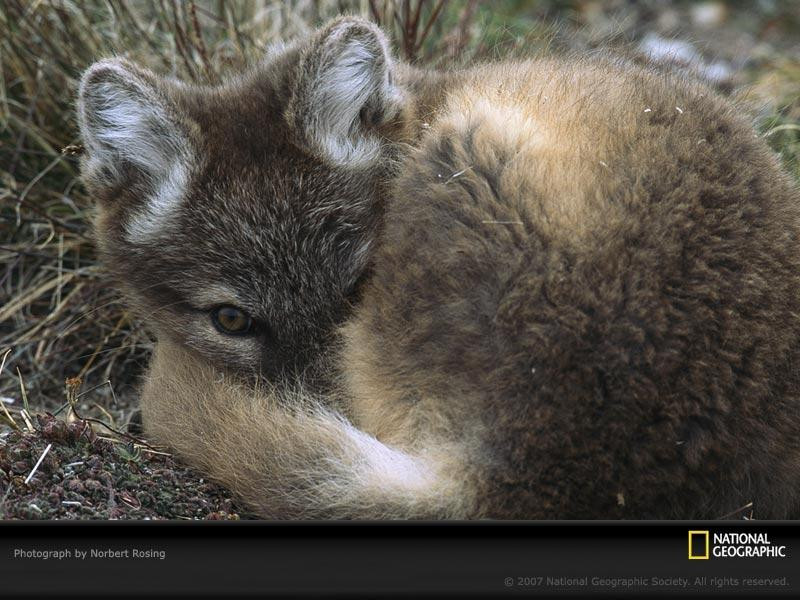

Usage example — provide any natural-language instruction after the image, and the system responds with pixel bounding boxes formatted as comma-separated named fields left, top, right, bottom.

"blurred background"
left=1, top=0, right=799, bottom=433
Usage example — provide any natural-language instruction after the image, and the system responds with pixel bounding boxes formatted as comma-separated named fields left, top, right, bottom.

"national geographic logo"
left=688, top=531, right=710, bottom=560
left=688, top=531, right=788, bottom=559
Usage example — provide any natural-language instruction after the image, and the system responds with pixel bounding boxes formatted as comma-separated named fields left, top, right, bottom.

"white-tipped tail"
left=140, top=341, right=472, bottom=519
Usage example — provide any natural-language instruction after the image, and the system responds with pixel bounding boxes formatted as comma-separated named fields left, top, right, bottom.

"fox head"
left=78, top=17, right=406, bottom=383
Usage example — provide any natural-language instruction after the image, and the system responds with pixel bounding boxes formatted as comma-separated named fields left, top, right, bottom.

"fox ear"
left=288, top=17, right=403, bottom=168
left=78, top=59, right=191, bottom=197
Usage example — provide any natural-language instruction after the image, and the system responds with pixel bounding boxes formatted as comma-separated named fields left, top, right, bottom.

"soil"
left=0, top=414, right=250, bottom=520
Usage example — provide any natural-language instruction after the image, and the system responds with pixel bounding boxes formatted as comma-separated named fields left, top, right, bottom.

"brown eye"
left=211, top=305, right=252, bottom=335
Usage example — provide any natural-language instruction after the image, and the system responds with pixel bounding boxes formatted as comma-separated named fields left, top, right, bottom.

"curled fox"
left=78, top=17, right=800, bottom=519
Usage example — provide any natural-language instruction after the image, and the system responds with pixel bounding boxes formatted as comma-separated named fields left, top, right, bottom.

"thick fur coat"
left=79, top=17, right=800, bottom=519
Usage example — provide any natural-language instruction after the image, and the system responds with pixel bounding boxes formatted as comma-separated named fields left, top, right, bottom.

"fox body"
left=79, top=18, right=800, bottom=518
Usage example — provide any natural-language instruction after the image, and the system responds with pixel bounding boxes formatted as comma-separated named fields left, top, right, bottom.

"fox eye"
left=211, top=305, right=252, bottom=335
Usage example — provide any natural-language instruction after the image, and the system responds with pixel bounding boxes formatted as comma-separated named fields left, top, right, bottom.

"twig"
left=92, top=402, right=116, bottom=428
left=76, top=380, right=114, bottom=399
left=368, top=0, right=382, bottom=25
left=67, top=388, right=161, bottom=452
left=24, top=443, right=52, bottom=485
left=95, top=435, right=171, bottom=456
left=189, top=1, right=212, bottom=79
left=717, top=501, right=754, bottom=520
left=414, top=0, right=447, bottom=58
left=167, top=0, right=198, bottom=81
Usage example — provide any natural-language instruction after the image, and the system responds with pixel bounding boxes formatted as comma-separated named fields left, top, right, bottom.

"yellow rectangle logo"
left=689, top=530, right=710, bottom=560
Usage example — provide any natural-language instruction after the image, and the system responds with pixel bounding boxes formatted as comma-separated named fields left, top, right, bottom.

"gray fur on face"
left=78, top=18, right=400, bottom=383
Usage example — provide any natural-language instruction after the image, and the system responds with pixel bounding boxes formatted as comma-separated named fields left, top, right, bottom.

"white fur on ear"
left=290, top=18, right=404, bottom=168
left=124, top=162, right=188, bottom=243
left=78, top=59, right=191, bottom=242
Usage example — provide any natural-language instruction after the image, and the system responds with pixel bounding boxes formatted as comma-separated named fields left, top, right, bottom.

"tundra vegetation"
left=1, top=0, right=799, bottom=519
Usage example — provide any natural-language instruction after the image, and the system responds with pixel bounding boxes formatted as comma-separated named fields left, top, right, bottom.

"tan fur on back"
left=341, top=56, right=800, bottom=519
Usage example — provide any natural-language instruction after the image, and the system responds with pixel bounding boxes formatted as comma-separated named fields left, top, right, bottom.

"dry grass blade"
left=0, top=272, right=77, bottom=324
left=0, top=348, right=21, bottom=431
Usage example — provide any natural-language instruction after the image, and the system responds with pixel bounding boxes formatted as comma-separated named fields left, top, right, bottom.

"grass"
left=754, top=57, right=800, bottom=180
left=0, top=1, right=798, bottom=518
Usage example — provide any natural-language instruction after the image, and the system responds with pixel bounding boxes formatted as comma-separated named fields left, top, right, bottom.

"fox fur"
left=79, top=17, right=800, bottom=519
